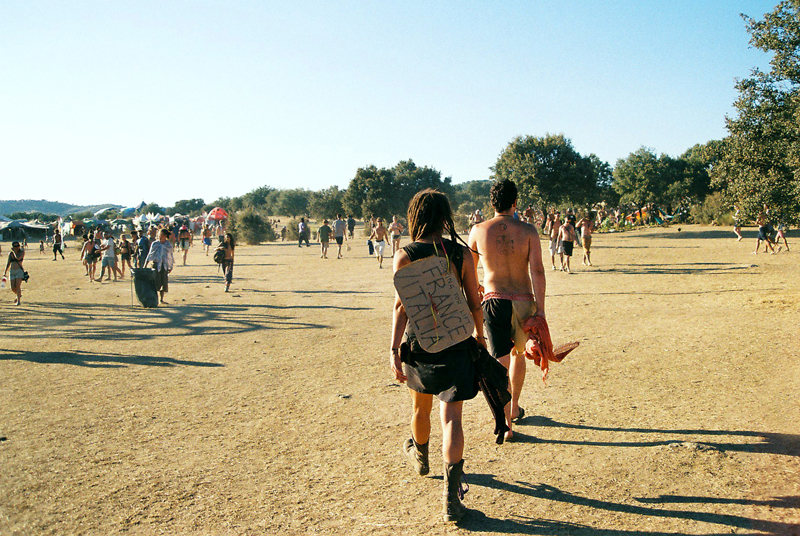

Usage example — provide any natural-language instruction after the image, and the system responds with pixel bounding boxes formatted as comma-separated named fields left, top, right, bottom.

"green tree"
left=612, top=147, right=669, bottom=211
left=342, top=165, right=395, bottom=219
left=308, top=186, right=345, bottom=221
left=491, top=134, right=599, bottom=208
left=140, top=203, right=164, bottom=215
left=712, top=1, right=800, bottom=224
left=392, top=160, right=454, bottom=216
left=241, top=186, right=275, bottom=211
left=170, top=198, right=205, bottom=216
left=276, top=189, right=310, bottom=218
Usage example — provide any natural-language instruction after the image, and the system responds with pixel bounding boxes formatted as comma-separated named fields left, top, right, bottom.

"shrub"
left=235, top=208, right=276, bottom=244
left=689, top=192, right=730, bottom=225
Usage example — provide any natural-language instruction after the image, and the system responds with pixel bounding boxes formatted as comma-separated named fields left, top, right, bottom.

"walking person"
left=317, top=219, right=332, bottom=259
left=558, top=215, right=577, bottom=273
left=52, top=229, right=65, bottom=260
left=215, top=233, right=235, bottom=292
left=468, top=179, right=547, bottom=440
left=3, top=241, right=26, bottom=305
left=144, top=228, right=174, bottom=305
left=576, top=215, right=595, bottom=266
left=733, top=205, right=743, bottom=241
left=298, top=218, right=310, bottom=247
left=545, top=212, right=561, bottom=271
left=391, top=189, right=486, bottom=523
left=178, top=224, right=193, bottom=265
left=368, top=218, right=389, bottom=268
left=118, top=234, right=133, bottom=277
left=389, top=215, right=404, bottom=257
left=332, top=214, right=348, bottom=259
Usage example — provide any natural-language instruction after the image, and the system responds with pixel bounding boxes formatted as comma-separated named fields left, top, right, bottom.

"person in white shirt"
left=145, top=228, right=175, bottom=305
left=99, top=232, right=120, bottom=281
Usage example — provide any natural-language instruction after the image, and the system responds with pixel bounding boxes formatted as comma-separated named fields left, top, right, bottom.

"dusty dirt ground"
left=1, top=224, right=798, bottom=535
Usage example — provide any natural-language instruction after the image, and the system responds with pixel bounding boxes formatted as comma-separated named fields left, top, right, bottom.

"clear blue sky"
left=0, top=0, right=776, bottom=208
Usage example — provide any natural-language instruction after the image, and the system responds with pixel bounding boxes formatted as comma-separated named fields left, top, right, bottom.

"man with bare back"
left=468, top=179, right=546, bottom=440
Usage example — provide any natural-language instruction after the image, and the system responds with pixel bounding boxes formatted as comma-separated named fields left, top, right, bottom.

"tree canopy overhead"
left=713, top=1, right=800, bottom=224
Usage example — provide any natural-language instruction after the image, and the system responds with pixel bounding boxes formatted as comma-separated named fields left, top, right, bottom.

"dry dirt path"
left=1, top=225, right=798, bottom=535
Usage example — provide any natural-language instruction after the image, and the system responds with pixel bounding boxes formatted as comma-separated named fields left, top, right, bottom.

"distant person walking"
left=368, top=218, right=389, bottom=269
left=389, top=215, right=404, bottom=257
left=576, top=216, right=595, bottom=266
left=298, top=218, right=310, bottom=247
left=346, top=215, right=356, bottom=239
left=317, top=219, right=332, bottom=259
left=4, top=241, right=26, bottom=305
left=545, top=212, right=562, bottom=271
left=145, top=228, right=174, bottom=304
left=558, top=215, right=577, bottom=273
left=331, top=214, right=348, bottom=259
left=202, top=224, right=213, bottom=256
left=52, top=229, right=65, bottom=260
left=118, top=234, right=133, bottom=277
left=178, top=224, right=193, bottom=265
left=215, top=233, right=235, bottom=292
left=733, top=205, right=743, bottom=241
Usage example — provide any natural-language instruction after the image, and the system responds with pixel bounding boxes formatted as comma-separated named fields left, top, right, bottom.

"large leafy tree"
left=713, top=1, right=800, bottom=224
left=342, top=165, right=395, bottom=219
left=392, top=160, right=454, bottom=216
left=276, top=189, right=310, bottom=218
left=308, top=186, right=345, bottom=220
left=613, top=148, right=669, bottom=209
left=491, top=134, right=600, bottom=208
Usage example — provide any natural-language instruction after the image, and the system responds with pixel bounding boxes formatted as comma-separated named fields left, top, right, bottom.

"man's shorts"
left=203, top=237, right=212, bottom=246
left=180, top=239, right=191, bottom=249
left=549, top=238, right=559, bottom=254
left=582, top=235, right=592, bottom=252
left=374, top=240, right=386, bottom=256
left=335, top=236, right=344, bottom=246
left=102, top=257, right=116, bottom=268
left=562, top=240, right=574, bottom=256
left=482, top=296, right=537, bottom=359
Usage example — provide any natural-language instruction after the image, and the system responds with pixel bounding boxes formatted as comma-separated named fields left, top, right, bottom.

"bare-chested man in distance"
left=468, top=179, right=546, bottom=440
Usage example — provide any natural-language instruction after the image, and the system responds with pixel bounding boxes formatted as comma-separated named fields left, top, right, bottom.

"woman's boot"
left=402, top=437, right=429, bottom=476
left=442, top=460, right=467, bottom=522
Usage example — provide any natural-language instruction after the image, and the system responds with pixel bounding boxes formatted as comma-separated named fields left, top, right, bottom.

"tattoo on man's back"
left=495, top=235, right=514, bottom=255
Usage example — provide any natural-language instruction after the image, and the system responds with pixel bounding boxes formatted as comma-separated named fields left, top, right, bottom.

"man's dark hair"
left=490, top=179, right=518, bottom=212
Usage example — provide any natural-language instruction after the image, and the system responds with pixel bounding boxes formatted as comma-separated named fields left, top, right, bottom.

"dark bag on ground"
left=131, top=267, right=159, bottom=308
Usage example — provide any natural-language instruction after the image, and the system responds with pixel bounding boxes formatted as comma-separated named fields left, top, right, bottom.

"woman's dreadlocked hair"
left=406, top=189, right=471, bottom=250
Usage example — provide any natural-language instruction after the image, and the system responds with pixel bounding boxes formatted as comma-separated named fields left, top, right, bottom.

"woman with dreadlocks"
left=390, top=189, right=486, bottom=523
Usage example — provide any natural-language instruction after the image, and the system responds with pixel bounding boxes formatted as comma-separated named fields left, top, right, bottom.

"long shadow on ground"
left=0, top=348, right=224, bottom=368
left=515, top=416, right=800, bottom=458
left=0, top=302, right=331, bottom=341
left=458, top=479, right=798, bottom=535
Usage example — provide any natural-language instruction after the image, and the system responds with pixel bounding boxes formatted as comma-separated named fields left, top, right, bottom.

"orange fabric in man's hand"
left=521, top=316, right=578, bottom=383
